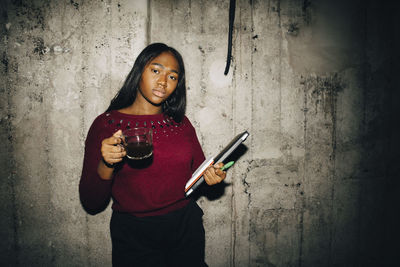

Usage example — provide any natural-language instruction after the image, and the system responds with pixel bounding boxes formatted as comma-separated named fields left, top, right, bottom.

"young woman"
left=79, top=43, right=226, bottom=267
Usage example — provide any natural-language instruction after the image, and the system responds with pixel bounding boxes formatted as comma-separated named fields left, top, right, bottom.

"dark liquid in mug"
left=126, top=142, right=153, bottom=159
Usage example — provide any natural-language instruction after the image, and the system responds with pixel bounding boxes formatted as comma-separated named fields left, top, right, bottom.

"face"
left=138, top=51, right=179, bottom=107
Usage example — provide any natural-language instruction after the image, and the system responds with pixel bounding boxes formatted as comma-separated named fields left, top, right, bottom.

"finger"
left=104, top=157, right=123, bottom=165
left=110, top=155, right=125, bottom=162
left=209, top=163, right=225, bottom=177
left=114, top=130, right=123, bottom=144
left=107, top=151, right=126, bottom=159
left=214, top=162, right=224, bottom=169
left=110, top=145, right=125, bottom=153
left=113, top=129, right=122, bottom=138
left=104, top=130, right=123, bottom=145
left=212, top=163, right=226, bottom=177
left=204, top=167, right=219, bottom=185
left=103, top=152, right=126, bottom=164
left=215, top=170, right=225, bottom=178
left=103, top=136, right=121, bottom=145
left=210, top=166, right=226, bottom=182
left=101, top=145, right=121, bottom=159
left=217, top=170, right=227, bottom=180
left=203, top=170, right=215, bottom=185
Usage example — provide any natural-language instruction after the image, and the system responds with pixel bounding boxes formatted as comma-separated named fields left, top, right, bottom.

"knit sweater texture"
left=79, top=110, right=205, bottom=217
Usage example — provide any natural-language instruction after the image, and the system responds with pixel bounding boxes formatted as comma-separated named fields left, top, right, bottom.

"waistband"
left=111, top=200, right=202, bottom=223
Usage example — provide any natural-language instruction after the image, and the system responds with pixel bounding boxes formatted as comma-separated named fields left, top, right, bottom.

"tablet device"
left=185, top=131, right=249, bottom=197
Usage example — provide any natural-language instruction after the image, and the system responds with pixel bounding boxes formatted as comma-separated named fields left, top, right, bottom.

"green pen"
left=220, top=161, right=235, bottom=171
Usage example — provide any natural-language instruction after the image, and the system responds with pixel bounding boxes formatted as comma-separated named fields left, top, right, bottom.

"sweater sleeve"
left=186, top=117, right=206, bottom=172
left=79, top=115, right=113, bottom=215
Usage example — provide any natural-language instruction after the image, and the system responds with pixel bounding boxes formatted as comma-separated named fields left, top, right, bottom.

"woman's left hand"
left=203, top=162, right=227, bottom=186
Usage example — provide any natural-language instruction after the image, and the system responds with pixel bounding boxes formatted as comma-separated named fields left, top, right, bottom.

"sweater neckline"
left=109, top=110, right=166, bottom=120
left=104, top=110, right=186, bottom=140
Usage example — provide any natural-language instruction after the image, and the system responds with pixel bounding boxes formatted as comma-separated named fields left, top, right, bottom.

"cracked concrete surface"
left=1, top=0, right=399, bottom=266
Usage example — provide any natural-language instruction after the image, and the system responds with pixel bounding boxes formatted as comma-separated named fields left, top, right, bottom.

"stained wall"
left=0, top=0, right=399, bottom=266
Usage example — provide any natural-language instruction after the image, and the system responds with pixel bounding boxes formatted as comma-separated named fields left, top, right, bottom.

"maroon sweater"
left=79, top=110, right=205, bottom=217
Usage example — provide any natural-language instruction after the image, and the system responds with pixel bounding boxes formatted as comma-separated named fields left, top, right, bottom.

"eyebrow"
left=151, top=63, right=179, bottom=74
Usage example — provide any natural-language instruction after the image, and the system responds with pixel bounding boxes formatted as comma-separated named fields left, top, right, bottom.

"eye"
left=151, top=68, right=159, bottom=74
left=169, top=75, right=177, bottom=81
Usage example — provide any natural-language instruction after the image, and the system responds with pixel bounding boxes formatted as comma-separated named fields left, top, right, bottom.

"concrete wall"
left=1, top=0, right=399, bottom=266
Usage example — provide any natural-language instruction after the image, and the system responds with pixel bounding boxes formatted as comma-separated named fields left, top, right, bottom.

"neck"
left=119, top=95, right=162, bottom=116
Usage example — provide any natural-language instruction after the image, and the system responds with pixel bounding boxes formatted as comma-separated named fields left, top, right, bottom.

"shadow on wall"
left=192, top=144, right=249, bottom=201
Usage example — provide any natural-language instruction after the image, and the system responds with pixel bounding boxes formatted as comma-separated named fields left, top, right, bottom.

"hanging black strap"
left=224, top=0, right=236, bottom=75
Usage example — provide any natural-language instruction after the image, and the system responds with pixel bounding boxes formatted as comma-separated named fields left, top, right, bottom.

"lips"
left=152, top=88, right=166, bottom=98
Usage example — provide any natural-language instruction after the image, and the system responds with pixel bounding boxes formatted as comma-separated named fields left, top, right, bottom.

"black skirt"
left=110, top=200, right=208, bottom=267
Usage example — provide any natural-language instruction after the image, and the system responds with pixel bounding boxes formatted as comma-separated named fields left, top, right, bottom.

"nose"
left=157, top=74, right=167, bottom=87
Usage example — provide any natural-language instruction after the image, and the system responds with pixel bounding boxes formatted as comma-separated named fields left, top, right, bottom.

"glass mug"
left=121, top=127, right=153, bottom=160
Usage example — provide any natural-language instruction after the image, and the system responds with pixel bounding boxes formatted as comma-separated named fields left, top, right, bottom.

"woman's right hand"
left=101, top=130, right=126, bottom=167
